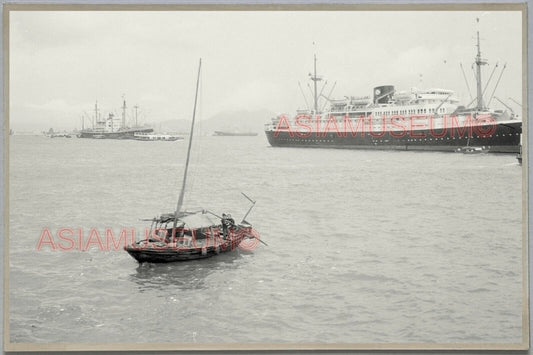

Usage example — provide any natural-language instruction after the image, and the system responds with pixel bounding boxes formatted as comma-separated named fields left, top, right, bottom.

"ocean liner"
left=265, top=30, right=521, bottom=153
left=78, top=100, right=153, bottom=139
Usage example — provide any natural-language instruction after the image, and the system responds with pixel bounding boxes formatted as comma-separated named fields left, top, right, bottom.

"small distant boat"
left=455, top=136, right=489, bottom=154
left=134, top=132, right=183, bottom=141
left=456, top=146, right=490, bottom=154
left=50, top=133, right=72, bottom=138
left=44, top=128, right=71, bottom=138
left=517, top=145, right=522, bottom=164
left=124, top=59, right=263, bottom=264
left=213, top=131, right=258, bottom=136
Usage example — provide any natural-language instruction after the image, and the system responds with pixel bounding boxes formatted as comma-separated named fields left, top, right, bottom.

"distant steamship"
left=78, top=99, right=153, bottom=139
left=264, top=30, right=521, bottom=153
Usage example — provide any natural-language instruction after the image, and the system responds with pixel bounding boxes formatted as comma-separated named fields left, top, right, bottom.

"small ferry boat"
left=213, top=131, right=258, bottom=136
left=456, top=146, right=490, bottom=154
left=134, top=132, right=183, bottom=141
left=50, top=133, right=72, bottom=138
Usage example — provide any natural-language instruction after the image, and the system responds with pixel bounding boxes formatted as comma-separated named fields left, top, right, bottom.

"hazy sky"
left=9, top=9, right=523, bottom=131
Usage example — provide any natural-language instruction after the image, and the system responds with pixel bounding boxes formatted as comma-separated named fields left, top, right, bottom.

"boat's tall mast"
left=174, top=58, right=202, bottom=227
left=475, top=24, right=487, bottom=110
left=134, top=105, right=139, bottom=127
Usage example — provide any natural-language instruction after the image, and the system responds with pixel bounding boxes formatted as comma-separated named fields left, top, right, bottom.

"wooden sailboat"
left=124, top=59, right=260, bottom=263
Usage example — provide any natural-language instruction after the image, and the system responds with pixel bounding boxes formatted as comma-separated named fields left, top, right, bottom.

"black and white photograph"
left=4, top=3, right=528, bottom=351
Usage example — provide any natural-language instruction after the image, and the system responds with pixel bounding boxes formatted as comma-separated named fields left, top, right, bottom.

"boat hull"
left=124, top=229, right=249, bottom=263
left=78, top=127, right=154, bottom=139
left=265, top=121, right=521, bottom=153
left=125, top=244, right=227, bottom=263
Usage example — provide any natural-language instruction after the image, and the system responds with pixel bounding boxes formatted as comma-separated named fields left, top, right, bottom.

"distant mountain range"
left=147, top=109, right=276, bottom=135
left=11, top=109, right=277, bottom=135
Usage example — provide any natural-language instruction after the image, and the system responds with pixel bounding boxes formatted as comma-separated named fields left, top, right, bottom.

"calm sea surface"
left=8, top=134, right=523, bottom=345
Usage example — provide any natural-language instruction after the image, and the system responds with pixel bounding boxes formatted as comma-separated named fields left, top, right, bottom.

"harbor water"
left=8, top=134, right=523, bottom=345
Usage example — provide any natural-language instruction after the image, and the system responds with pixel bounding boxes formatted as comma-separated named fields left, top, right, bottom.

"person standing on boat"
left=221, top=213, right=235, bottom=239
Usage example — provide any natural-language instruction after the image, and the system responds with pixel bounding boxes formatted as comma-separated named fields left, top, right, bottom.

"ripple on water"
left=8, top=136, right=523, bottom=344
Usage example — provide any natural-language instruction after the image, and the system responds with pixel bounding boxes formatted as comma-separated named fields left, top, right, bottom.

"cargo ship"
left=265, top=30, right=521, bottom=153
left=78, top=100, right=153, bottom=139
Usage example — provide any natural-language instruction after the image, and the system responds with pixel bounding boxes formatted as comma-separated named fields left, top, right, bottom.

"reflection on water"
left=130, top=252, right=244, bottom=292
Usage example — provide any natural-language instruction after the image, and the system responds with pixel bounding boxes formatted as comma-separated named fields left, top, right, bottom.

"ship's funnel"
left=373, top=85, right=395, bottom=104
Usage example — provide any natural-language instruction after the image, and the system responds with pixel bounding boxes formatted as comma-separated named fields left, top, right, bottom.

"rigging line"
left=316, top=80, right=328, bottom=112
left=321, top=81, right=337, bottom=111
left=460, top=63, right=473, bottom=102
left=508, top=97, right=522, bottom=108
left=487, top=63, right=506, bottom=107
left=298, top=81, right=311, bottom=110
left=306, top=83, right=314, bottom=105
left=482, top=62, right=499, bottom=98
left=494, top=96, right=514, bottom=114
left=468, top=65, right=479, bottom=107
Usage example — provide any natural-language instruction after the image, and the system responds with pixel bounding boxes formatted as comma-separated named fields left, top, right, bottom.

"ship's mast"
left=134, top=105, right=139, bottom=127
left=310, top=55, right=322, bottom=113
left=474, top=23, right=487, bottom=110
left=122, top=98, right=127, bottom=129
left=94, top=101, right=98, bottom=129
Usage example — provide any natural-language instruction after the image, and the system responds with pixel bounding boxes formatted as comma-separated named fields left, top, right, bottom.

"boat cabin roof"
left=156, top=210, right=220, bottom=228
